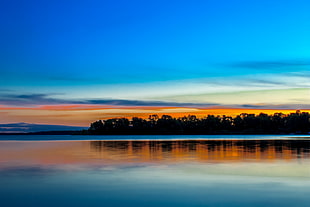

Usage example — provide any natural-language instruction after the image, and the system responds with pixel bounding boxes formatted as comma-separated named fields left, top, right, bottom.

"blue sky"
left=0, top=0, right=309, bottom=125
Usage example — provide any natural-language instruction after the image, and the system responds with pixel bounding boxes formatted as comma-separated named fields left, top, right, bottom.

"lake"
left=0, top=135, right=309, bottom=207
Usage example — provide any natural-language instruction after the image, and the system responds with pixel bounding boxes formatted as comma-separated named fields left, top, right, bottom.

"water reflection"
left=90, top=140, right=310, bottom=163
left=0, top=138, right=310, bottom=207
left=0, top=139, right=309, bottom=170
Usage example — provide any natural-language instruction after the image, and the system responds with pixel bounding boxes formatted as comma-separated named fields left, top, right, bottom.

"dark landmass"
left=1, top=111, right=309, bottom=136
left=0, top=131, right=81, bottom=135
left=0, top=123, right=87, bottom=134
left=87, top=111, right=310, bottom=135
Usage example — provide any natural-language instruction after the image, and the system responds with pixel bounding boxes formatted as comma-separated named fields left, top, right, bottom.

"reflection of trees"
left=89, top=111, right=310, bottom=134
left=90, top=140, right=310, bottom=162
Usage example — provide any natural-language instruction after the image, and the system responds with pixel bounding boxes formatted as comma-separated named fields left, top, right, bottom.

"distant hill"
left=0, top=123, right=87, bottom=133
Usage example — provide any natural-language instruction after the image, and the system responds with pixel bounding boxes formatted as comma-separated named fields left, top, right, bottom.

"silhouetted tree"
left=88, top=111, right=310, bottom=135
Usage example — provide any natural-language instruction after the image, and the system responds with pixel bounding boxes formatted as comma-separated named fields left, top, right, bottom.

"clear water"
left=0, top=135, right=309, bottom=207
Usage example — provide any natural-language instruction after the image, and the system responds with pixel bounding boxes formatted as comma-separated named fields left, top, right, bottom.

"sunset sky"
left=1, top=0, right=310, bottom=126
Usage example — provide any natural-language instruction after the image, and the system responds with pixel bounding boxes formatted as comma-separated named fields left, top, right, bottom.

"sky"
left=0, top=0, right=310, bottom=126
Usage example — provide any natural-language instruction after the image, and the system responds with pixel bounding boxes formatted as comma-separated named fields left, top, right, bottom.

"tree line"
left=87, top=110, right=310, bottom=135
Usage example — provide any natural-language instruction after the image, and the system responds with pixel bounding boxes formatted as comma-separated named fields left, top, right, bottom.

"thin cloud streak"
left=0, top=93, right=219, bottom=108
left=0, top=94, right=81, bottom=106
left=2, top=71, right=309, bottom=101
left=1, top=102, right=310, bottom=111
left=1, top=72, right=309, bottom=109
left=235, top=104, right=310, bottom=110
left=229, top=59, right=310, bottom=70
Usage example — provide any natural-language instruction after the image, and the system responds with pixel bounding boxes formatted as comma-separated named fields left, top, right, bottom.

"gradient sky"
left=0, top=0, right=310, bottom=126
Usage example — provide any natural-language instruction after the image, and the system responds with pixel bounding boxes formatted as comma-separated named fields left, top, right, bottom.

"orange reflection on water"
left=0, top=140, right=309, bottom=169
left=90, top=140, right=310, bottom=163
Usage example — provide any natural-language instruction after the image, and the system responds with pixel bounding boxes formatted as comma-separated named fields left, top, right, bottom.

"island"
left=87, top=110, right=310, bottom=135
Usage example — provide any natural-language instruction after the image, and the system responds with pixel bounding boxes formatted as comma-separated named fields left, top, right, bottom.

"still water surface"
left=0, top=135, right=309, bottom=207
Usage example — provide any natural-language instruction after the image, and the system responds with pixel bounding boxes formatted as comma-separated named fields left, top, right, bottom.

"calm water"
left=0, top=135, right=309, bottom=207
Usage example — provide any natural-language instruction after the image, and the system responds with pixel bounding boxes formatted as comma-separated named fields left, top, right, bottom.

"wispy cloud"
left=236, top=104, right=310, bottom=110
left=1, top=71, right=309, bottom=110
left=1, top=92, right=310, bottom=111
left=0, top=94, right=79, bottom=105
left=230, top=59, right=310, bottom=70
left=86, top=99, right=218, bottom=107
left=0, top=93, right=219, bottom=108
left=0, top=89, right=13, bottom=92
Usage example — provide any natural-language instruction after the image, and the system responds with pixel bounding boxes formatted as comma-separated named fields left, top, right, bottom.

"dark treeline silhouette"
left=87, top=110, right=310, bottom=135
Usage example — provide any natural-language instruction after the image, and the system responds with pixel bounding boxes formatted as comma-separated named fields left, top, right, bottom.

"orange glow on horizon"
left=1, top=104, right=310, bottom=126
